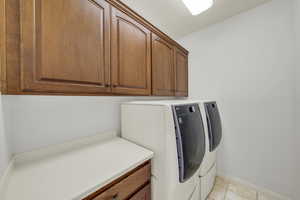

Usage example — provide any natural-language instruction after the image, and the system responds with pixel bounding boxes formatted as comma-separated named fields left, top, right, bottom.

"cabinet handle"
left=105, top=84, right=111, bottom=88
left=112, top=84, right=117, bottom=88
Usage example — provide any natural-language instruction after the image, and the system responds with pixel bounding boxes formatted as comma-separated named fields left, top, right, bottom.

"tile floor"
left=207, top=177, right=280, bottom=200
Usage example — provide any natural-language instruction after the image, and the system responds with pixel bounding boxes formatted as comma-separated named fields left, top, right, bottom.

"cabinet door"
left=129, top=184, right=151, bottom=200
left=174, top=48, right=188, bottom=97
left=20, top=0, right=111, bottom=94
left=91, top=163, right=151, bottom=200
left=151, top=34, right=174, bottom=96
left=111, top=8, right=151, bottom=95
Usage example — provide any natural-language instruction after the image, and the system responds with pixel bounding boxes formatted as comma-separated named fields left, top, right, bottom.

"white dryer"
left=198, top=101, right=222, bottom=200
left=121, top=100, right=207, bottom=200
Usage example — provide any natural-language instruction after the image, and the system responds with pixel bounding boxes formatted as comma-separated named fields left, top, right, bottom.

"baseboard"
left=217, top=172, right=291, bottom=200
left=0, top=158, right=15, bottom=199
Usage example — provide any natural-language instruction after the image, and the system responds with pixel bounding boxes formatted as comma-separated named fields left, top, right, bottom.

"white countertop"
left=2, top=135, right=153, bottom=200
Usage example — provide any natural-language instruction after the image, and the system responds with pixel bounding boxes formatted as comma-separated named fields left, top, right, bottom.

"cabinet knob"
left=112, top=194, right=119, bottom=200
left=105, top=84, right=111, bottom=88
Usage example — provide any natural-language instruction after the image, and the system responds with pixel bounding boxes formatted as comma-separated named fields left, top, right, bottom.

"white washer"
left=121, top=100, right=207, bottom=200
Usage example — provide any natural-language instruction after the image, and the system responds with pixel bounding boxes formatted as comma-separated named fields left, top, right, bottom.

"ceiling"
left=120, top=0, right=272, bottom=39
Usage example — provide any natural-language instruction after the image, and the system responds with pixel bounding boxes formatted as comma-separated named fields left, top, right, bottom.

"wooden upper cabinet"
left=174, top=47, right=188, bottom=97
left=151, top=34, right=174, bottom=96
left=3, top=0, right=188, bottom=96
left=111, top=7, right=152, bottom=95
left=20, top=0, right=111, bottom=94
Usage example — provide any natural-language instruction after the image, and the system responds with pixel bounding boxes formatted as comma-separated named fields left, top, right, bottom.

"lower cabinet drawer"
left=85, top=162, right=151, bottom=200
left=129, top=184, right=151, bottom=200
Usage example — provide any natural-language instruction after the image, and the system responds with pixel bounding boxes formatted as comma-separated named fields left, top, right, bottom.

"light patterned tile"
left=207, top=184, right=227, bottom=200
left=227, top=183, right=257, bottom=200
left=215, top=176, right=229, bottom=188
left=225, top=191, right=251, bottom=200
left=258, top=193, right=281, bottom=200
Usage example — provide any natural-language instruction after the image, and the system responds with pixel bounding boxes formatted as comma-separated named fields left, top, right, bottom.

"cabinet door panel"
left=129, top=184, right=151, bottom=200
left=92, top=163, right=151, bottom=200
left=152, top=34, right=174, bottom=96
left=111, top=8, right=151, bottom=95
left=174, top=48, right=188, bottom=97
left=21, top=0, right=110, bottom=94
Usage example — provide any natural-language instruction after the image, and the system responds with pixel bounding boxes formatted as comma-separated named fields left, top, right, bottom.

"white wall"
left=295, top=1, right=300, bottom=81
left=2, top=96, right=172, bottom=153
left=179, top=0, right=296, bottom=198
left=293, top=0, right=300, bottom=198
left=294, top=2, right=300, bottom=125
left=0, top=95, right=11, bottom=177
left=0, top=0, right=298, bottom=198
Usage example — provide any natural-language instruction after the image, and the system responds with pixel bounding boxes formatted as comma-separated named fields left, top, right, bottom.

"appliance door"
left=173, top=104, right=206, bottom=183
left=204, top=102, right=222, bottom=152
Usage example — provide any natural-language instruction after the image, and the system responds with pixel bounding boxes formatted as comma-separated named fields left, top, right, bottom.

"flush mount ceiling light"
left=182, top=0, right=214, bottom=15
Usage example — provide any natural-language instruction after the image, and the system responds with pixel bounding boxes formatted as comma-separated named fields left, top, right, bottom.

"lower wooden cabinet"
left=129, top=184, right=151, bottom=200
left=83, top=161, right=151, bottom=200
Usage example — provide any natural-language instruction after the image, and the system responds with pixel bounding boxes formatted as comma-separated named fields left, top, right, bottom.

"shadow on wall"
left=0, top=95, right=11, bottom=177
left=2, top=95, right=176, bottom=154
